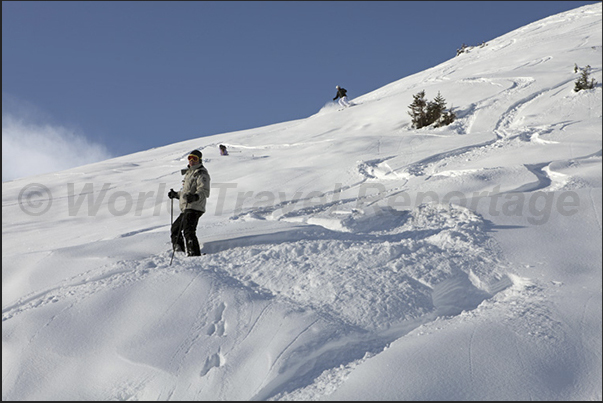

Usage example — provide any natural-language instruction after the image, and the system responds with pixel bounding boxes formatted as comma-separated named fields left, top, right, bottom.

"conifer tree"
left=408, top=90, right=429, bottom=129
left=408, top=90, right=456, bottom=129
left=574, top=65, right=597, bottom=92
left=426, top=92, right=447, bottom=125
left=437, top=110, right=457, bottom=127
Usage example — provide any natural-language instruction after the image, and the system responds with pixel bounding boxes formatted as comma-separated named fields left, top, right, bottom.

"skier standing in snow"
left=168, top=150, right=211, bottom=256
left=333, top=85, right=351, bottom=108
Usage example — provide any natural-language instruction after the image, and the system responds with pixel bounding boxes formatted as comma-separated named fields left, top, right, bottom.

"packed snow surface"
left=2, top=3, right=602, bottom=400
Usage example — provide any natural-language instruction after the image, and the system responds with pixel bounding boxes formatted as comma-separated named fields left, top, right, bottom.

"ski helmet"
left=188, top=150, right=202, bottom=160
left=336, top=85, right=340, bottom=89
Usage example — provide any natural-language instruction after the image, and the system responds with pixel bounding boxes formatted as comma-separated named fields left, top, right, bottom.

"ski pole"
left=170, top=189, right=176, bottom=265
left=170, top=190, right=174, bottom=226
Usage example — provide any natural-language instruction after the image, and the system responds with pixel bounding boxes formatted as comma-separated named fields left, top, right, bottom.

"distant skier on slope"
left=167, top=149, right=211, bottom=256
left=333, top=85, right=351, bottom=108
left=219, top=144, right=229, bottom=156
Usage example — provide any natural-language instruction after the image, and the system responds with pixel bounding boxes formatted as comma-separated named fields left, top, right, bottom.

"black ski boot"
left=186, top=238, right=201, bottom=256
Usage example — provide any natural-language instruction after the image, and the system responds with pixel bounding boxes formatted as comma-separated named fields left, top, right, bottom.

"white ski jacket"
left=176, top=163, right=211, bottom=213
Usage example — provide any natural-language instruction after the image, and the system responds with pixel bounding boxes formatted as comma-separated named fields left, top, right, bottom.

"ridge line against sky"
left=2, top=1, right=600, bottom=182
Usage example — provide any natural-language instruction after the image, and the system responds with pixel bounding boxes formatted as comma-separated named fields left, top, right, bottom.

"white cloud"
left=2, top=113, right=113, bottom=182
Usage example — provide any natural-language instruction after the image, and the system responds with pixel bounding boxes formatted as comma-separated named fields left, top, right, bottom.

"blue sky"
left=2, top=1, right=599, bottom=180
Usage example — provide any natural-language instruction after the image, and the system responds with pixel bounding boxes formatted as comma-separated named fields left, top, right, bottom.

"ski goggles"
left=188, top=155, right=200, bottom=162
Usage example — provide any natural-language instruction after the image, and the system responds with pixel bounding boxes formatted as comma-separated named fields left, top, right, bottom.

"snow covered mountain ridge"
left=2, top=3, right=601, bottom=400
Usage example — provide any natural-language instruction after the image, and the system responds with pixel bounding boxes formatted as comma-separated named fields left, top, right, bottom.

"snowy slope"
left=2, top=3, right=602, bottom=400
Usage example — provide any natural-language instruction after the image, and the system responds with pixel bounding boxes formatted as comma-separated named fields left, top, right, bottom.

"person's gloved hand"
left=168, top=189, right=178, bottom=199
left=184, top=193, right=199, bottom=203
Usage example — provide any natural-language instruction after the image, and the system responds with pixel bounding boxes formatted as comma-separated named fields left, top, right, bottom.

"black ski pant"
left=171, top=209, right=204, bottom=256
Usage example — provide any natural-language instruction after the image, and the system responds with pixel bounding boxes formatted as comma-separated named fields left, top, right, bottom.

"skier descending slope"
left=167, top=150, right=211, bottom=257
left=333, top=85, right=351, bottom=109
